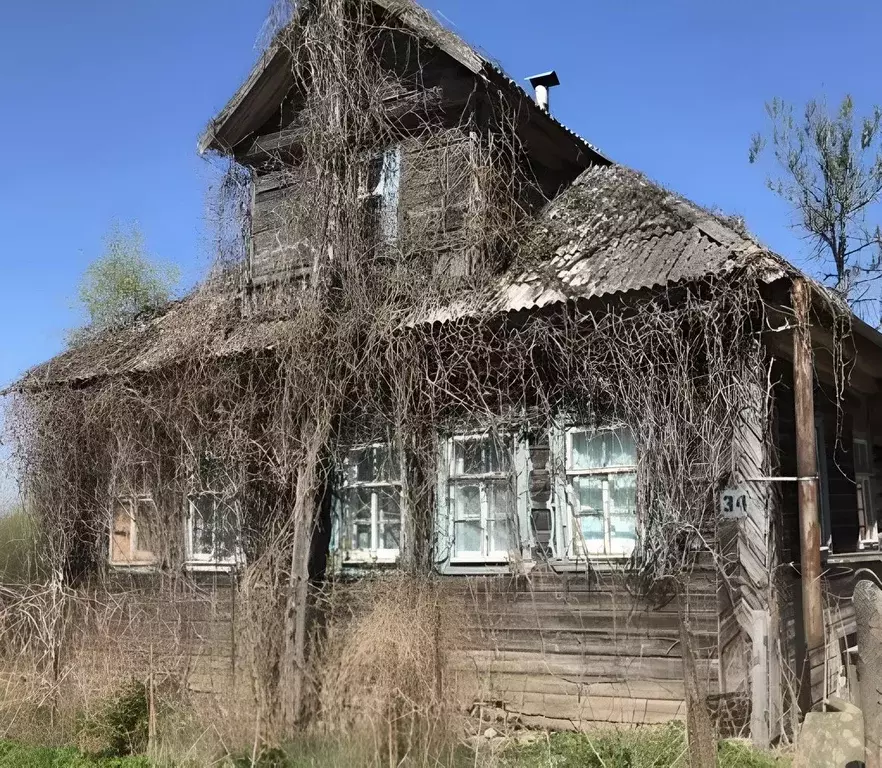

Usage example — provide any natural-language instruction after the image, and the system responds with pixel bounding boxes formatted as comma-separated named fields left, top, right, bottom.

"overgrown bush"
left=0, top=508, right=42, bottom=583
left=79, top=680, right=150, bottom=758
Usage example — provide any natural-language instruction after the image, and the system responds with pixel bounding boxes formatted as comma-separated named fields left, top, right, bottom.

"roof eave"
left=198, top=41, right=292, bottom=156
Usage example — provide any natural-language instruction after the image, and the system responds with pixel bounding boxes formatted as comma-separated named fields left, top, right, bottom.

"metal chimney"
left=527, top=70, right=560, bottom=114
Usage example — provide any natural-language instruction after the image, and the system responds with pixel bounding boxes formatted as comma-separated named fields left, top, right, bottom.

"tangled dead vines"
left=4, top=0, right=777, bottom=752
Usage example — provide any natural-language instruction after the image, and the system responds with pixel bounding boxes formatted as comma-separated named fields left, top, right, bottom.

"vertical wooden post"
left=792, top=278, right=825, bottom=699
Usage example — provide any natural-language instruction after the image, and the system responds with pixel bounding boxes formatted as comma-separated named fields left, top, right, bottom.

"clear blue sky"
left=0, top=0, right=880, bottom=385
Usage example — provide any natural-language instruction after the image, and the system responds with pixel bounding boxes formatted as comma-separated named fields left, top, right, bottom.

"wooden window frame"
left=553, top=424, right=638, bottom=561
left=186, top=491, right=244, bottom=569
left=109, top=495, right=158, bottom=568
left=853, top=435, right=878, bottom=547
left=335, top=442, right=403, bottom=565
left=438, top=433, right=529, bottom=567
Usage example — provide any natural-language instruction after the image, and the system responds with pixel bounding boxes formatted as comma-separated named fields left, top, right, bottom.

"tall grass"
left=0, top=507, right=42, bottom=584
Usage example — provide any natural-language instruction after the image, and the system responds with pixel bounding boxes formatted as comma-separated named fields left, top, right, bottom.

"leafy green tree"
left=750, top=96, right=882, bottom=318
left=69, top=224, right=179, bottom=346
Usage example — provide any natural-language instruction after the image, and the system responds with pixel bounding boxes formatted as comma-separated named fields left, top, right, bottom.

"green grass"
left=0, top=728, right=792, bottom=768
left=496, top=724, right=791, bottom=768
left=0, top=741, right=149, bottom=768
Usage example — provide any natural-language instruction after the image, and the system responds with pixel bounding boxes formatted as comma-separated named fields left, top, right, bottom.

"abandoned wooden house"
left=7, top=0, right=882, bottom=749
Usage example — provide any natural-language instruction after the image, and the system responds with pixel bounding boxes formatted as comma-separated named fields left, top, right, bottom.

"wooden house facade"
left=9, top=0, right=882, bottom=748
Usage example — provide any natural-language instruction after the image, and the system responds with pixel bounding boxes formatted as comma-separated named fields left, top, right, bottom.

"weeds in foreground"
left=496, top=725, right=791, bottom=768
left=0, top=726, right=793, bottom=768
left=0, top=740, right=149, bottom=767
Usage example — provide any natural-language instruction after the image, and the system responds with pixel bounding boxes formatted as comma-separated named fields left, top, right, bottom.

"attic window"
left=359, top=146, right=401, bottom=246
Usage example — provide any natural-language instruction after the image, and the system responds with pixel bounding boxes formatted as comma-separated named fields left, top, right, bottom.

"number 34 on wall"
left=720, top=489, right=748, bottom=520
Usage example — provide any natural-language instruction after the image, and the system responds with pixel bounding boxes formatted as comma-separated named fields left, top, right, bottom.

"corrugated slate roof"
left=11, top=164, right=796, bottom=392
left=423, top=164, right=790, bottom=323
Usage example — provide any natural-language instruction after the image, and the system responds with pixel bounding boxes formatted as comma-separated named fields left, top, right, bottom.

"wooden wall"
left=63, top=573, right=240, bottom=700
left=446, top=569, right=732, bottom=732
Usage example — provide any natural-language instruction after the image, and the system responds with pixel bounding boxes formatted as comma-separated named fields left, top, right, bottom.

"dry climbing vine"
left=3, top=0, right=783, bottom=754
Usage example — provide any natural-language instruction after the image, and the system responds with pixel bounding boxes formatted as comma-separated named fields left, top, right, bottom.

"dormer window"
left=359, top=146, right=401, bottom=246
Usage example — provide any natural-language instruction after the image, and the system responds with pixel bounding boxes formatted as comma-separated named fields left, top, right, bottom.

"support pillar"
left=792, top=277, right=825, bottom=703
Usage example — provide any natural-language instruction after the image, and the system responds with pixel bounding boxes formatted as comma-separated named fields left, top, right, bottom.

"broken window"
left=446, top=434, right=517, bottom=561
left=187, top=457, right=243, bottom=567
left=563, top=426, right=638, bottom=557
left=337, top=443, right=402, bottom=563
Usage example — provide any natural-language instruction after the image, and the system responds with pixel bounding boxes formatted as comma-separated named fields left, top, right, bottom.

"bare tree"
left=750, top=96, right=882, bottom=319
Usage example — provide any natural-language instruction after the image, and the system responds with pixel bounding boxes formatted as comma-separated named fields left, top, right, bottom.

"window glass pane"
left=453, top=437, right=509, bottom=476
left=609, top=473, right=637, bottom=555
left=349, top=447, right=374, bottom=484
left=111, top=505, right=134, bottom=564
left=577, top=514, right=605, bottom=554
left=378, top=489, right=401, bottom=550
left=487, top=479, right=513, bottom=518
left=342, top=488, right=372, bottom=550
left=855, top=441, right=871, bottom=474
left=452, top=483, right=481, bottom=520
left=214, top=500, right=239, bottom=559
left=571, top=428, right=635, bottom=470
left=134, top=500, right=156, bottom=555
left=348, top=445, right=399, bottom=483
left=192, top=496, right=215, bottom=555
left=454, top=521, right=483, bottom=556
left=571, top=430, right=604, bottom=470
left=573, top=475, right=603, bottom=513
left=489, top=518, right=512, bottom=554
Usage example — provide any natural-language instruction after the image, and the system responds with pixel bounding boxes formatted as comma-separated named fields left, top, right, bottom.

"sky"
left=0, top=0, right=880, bottom=500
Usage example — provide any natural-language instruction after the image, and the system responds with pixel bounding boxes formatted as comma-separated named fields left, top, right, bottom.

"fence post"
left=855, top=578, right=882, bottom=768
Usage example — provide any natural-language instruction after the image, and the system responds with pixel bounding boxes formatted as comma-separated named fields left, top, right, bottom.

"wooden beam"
left=792, top=278, right=826, bottom=705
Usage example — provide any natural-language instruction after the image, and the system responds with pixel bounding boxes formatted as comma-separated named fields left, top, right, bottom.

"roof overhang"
left=197, top=0, right=610, bottom=167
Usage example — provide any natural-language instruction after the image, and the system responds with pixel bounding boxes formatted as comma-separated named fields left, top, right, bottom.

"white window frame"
left=441, top=433, right=528, bottom=565
left=109, top=495, right=157, bottom=568
left=185, top=457, right=244, bottom=570
left=553, top=424, right=638, bottom=560
left=854, top=435, right=878, bottom=547
left=186, top=492, right=244, bottom=569
left=359, top=146, right=401, bottom=246
left=336, top=442, right=403, bottom=565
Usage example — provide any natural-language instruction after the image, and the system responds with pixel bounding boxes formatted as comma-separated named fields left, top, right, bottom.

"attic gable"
left=197, top=0, right=608, bottom=171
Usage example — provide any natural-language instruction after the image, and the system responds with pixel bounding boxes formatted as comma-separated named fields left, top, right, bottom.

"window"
left=563, top=426, right=637, bottom=557
left=360, top=146, right=401, bottom=246
left=109, top=463, right=157, bottom=567
left=854, top=436, right=878, bottom=546
left=337, top=444, right=402, bottom=563
left=187, top=458, right=243, bottom=567
left=110, top=496, right=157, bottom=567
left=446, top=435, right=516, bottom=561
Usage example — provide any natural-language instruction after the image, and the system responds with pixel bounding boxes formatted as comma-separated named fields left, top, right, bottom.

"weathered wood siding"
left=64, top=574, right=240, bottom=699
left=447, top=570, right=724, bottom=731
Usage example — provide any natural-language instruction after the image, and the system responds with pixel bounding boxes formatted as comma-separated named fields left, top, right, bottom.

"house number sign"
left=720, top=488, right=748, bottom=520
